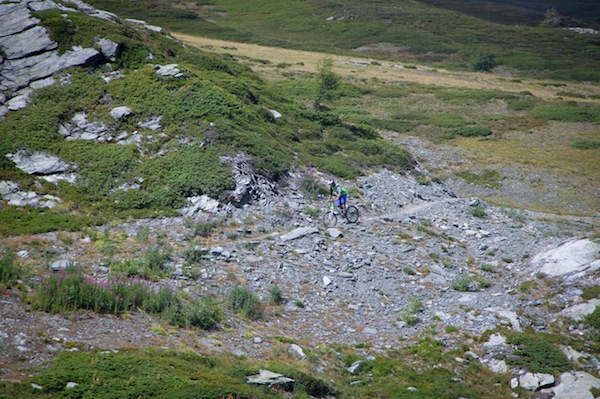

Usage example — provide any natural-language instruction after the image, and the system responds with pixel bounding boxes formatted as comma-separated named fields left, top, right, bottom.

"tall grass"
left=34, top=268, right=223, bottom=329
left=0, top=250, right=19, bottom=285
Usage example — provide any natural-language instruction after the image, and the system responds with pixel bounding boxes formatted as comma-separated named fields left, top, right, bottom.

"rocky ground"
left=1, top=168, right=599, bottom=396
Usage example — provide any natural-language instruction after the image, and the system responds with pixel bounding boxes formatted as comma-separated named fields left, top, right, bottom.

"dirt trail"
left=173, top=33, right=599, bottom=102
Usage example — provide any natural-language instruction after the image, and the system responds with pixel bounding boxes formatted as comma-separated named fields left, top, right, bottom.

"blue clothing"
left=336, top=194, right=347, bottom=208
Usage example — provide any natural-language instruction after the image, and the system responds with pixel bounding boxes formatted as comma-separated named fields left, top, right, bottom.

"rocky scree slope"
left=1, top=169, right=600, bottom=396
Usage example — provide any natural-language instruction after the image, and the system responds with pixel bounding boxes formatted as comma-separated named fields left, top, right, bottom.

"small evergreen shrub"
left=228, top=286, right=262, bottom=320
left=506, top=333, right=571, bottom=374
left=452, top=274, right=475, bottom=292
left=470, top=205, right=487, bottom=218
left=268, top=285, right=285, bottom=305
left=473, top=53, right=498, bottom=72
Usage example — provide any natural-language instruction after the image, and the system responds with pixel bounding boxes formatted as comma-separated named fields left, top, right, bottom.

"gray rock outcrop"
left=532, top=239, right=600, bottom=280
left=0, top=0, right=123, bottom=116
left=6, top=151, right=75, bottom=175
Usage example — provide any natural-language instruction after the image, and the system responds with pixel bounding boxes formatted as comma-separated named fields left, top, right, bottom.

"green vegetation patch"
left=0, top=208, right=98, bottom=237
left=0, top=349, right=282, bottom=399
left=445, top=126, right=492, bottom=138
left=531, top=104, right=600, bottom=123
left=506, top=333, right=571, bottom=374
left=571, top=139, right=600, bottom=150
left=455, top=169, right=504, bottom=189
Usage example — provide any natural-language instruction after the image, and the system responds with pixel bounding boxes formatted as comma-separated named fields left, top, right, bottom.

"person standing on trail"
left=328, top=179, right=347, bottom=211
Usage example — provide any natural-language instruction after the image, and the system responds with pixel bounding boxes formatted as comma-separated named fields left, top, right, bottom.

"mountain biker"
left=328, top=179, right=347, bottom=211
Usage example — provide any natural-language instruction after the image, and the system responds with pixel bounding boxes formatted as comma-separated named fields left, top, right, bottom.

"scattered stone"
left=280, top=227, right=319, bottom=242
left=269, top=110, right=282, bottom=119
left=348, top=360, right=363, bottom=374
left=50, top=260, right=72, bottom=272
left=288, top=344, right=306, bottom=360
left=155, top=64, right=182, bottom=77
left=246, top=369, right=294, bottom=387
left=66, top=382, right=78, bottom=389
left=109, top=106, right=132, bottom=120
left=327, top=228, right=343, bottom=239
left=518, top=372, right=555, bottom=391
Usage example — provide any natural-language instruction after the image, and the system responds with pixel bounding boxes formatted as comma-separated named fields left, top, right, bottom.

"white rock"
left=66, top=382, right=78, bottom=389
left=532, top=239, right=600, bottom=278
left=323, top=276, right=332, bottom=287
left=288, top=343, right=306, bottom=359
left=519, top=372, right=555, bottom=391
left=561, top=299, right=600, bottom=321
left=488, top=359, right=508, bottom=373
left=280, top=227, right=319, bottom=242
left=483, top=333, right=506, bottom=347
left=109, top=106, right=132, bottom=120
left=550, top=371, right=600, bottom=399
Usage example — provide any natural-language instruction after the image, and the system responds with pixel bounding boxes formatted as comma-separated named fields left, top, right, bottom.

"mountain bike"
left=322, top=201, right=359, bottom=227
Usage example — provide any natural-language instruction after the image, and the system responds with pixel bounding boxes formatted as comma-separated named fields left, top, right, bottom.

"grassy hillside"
left=0, top=9, right=412, bottom=235
left=85, top=0, right=600, bottom=82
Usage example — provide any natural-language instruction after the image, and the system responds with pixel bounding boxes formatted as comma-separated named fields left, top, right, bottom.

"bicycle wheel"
left=322, top=211, right=337, bottom=227
left=345, top=205, right=359, bottom=223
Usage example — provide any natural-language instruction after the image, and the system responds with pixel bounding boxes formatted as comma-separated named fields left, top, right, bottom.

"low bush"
left=506, top=333, right=571, bottom=374
left=180, top=297, right=223, bottom=329
left=0, top=250, right=19, bottom=285
left=228, top=286, right=262, bottom=319
left=531, top=104, right=600, bottom=123
left=268, top=284, right=285, bottom=305
left=445, top=126, right=493, bottom=138
left=470, top=205, right=487, bottom=218
left=452, top=274, right=474, bottom=292
left=571, top=139, right=600, bottom=150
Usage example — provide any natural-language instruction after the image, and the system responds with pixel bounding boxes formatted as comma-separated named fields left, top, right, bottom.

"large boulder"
left=531, top=239, right=600, bottom=280
left=545, top=371, right=600, bottom=399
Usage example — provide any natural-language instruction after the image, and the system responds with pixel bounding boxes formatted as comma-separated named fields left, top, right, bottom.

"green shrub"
left=481, top=263, right=496, bottom=273
left=193, top=221, right=219, bottom=237
left=268, top=285, right=285, bottom=305
left=403, top=266, right=416, bottom=275
left=181, top=297, right=223, bottom=329
left=299, top=174, right=328, bottom=198
left=228, top=286, right=262, bottom=319
left=584, top=306, right=600, bottom=330
left=582, top=286, right=600, bottom=300
left=445, top=126, right=493, bottom=138
left=470, top=205, right=487, bottom=218
left=452, top=274, right=474, bottom=292
left=473, top=53, right=498, bottom=72
left=531, top=104, right=600, bottom=123
left=571, top=139, right=600, bottom=150
left=506, top=333, right=571, bottom=374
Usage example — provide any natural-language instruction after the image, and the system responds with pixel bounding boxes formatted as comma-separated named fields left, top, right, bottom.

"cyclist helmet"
left=329, top=179, right=335, bottom=186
